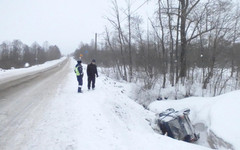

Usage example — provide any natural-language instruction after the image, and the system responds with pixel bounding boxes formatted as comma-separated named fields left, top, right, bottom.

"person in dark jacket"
left=87, top=59, right=98, bottom=90
left=74, top=60, right=84, bottom=93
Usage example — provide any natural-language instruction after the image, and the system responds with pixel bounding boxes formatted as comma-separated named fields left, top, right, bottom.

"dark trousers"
left=88, top=76, right=95, bottom=89
left=77, top=76, right=83, bottom=92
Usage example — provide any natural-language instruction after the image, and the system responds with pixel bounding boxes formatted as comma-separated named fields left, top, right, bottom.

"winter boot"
left=78, top=86, right=82, bottom=93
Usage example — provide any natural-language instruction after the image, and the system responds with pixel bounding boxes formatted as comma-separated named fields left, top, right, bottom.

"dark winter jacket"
left=87, top=63, right=98, bottom=78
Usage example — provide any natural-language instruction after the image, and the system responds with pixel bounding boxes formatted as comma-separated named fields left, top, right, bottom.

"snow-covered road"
left=0, top=58, right=212, bottom=150
left=0, top=58, right=71, bottom=149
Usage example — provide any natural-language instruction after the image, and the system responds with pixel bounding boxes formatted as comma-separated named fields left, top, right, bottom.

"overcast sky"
left=0, top=0, right=154, bottom=54
left=0, top=0, right=114, bottom=54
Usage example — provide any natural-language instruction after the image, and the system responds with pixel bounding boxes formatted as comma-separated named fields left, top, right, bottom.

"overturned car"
left=154, top=108, right=199, bottom=142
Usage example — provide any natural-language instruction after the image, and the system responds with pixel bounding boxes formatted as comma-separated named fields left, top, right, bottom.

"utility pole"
left=95, top=33, right=97, bottom=51
left=35, top=48, right=38, bottom=65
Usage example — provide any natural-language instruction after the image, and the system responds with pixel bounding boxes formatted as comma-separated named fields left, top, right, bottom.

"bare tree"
left=107, top=0, right=128, bottom=81
left=178, top=0, right=200, bottom=79
left=155, top=0, right=168, bottom=88
left=230, top=5, right=240, bottom=76
left=127, top=0, right=133, bottom=82
left=203, top=0, right=233, bottom=89
left=105, top=27, right=124, bottom=79
left=166, top=0, right=175, bottom=86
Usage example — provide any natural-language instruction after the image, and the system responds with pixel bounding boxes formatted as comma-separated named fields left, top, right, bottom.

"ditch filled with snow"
left=148, top=92, right=240, bottom=150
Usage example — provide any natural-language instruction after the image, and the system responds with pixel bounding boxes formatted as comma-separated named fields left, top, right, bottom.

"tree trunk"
left=127, top=0, right=133, bottom=82
left=179, top=0, right=188, bottom=78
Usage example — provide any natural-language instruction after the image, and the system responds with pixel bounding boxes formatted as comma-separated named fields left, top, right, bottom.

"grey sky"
left=0, top=0, right=112, bottom=54
left=0, top=0, right=154, bottom=54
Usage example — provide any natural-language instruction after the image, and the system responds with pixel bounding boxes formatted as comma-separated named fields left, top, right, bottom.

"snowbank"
left=148, top=91, right=240, bottom=150
left=0, top=57, right=67, bottom=88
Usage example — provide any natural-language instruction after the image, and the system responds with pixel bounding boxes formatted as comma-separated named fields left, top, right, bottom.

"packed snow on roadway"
left=0, top=57, right=239, bottom=150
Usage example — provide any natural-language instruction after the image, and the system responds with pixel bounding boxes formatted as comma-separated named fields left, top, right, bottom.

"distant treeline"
left=0, top=40, right=62, bottom=69
left=73, top=40, right=240, bottom=72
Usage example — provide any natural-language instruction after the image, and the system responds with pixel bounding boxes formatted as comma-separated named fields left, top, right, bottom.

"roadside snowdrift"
left=0, top=57, right=66, bottom=89
left=149, top=91, right=240, bottom=150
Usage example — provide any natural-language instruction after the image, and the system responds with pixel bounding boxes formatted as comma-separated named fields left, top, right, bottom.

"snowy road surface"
left=0, top=58, right=70, bottom=149
left=0, top=58, right=211, bottom=150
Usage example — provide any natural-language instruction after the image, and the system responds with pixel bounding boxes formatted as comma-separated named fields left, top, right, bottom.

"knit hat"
left=92, top=59, right=96, bottom=63
left=77, top=60, right=82, bottom=64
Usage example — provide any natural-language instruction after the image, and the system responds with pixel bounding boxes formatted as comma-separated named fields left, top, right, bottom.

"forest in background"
left=73, top=0, right=240, bottom=99
left=0, top=40, right=62, bottom=69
